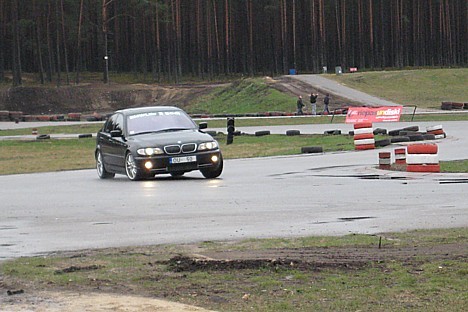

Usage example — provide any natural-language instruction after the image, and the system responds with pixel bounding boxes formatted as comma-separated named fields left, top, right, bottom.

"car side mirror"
left=110, top=129, right=123, bottom=137
left=198, top=122, right=208, bottom=130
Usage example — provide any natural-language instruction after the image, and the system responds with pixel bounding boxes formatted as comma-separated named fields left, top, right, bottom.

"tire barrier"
left=67, top=112, right=82, bottom=121
left=407, top=134, right=425, bottom=142
left=388, top=125, right=419, bottom=136
left=426, top=125, right=446, bottom=139
left=324, top=129, right=341, bottom=135
left=441, top=102, right=452, bottom=110
left=406, top=143, right=440, bottom=173
left=375, top=138, right=391, bottom=147
left=301, top=146, right=323, bottom=154
left=441, top=102, right=465, bottom=110
left=394, top=148, right=406, bottom=165
left=378, top=152, right=392, bottom=170
left=254, top=130, right=270, bottom=137
left=32, top=128, right=38, bottom=135
left=373, top=128, right=387, bottom=135
left=286, top=130, right=301, bottom=136
left=390, top=136, right=410, bottom=143
left=353, top=122, right=374, bottom=150
left=36, top=134, right=50, bottom=140
left=78, top=133, right=93, bottom=139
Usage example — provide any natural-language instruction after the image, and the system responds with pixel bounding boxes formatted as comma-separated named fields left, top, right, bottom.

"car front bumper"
left=134, top=150, right=222, bottom=174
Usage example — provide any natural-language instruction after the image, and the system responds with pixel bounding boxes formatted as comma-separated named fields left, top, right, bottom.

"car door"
left=98, top=113, right=127, bottom=171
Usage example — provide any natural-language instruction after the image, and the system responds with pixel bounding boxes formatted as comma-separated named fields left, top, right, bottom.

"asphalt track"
left=1, top=120, right=467, bottom=260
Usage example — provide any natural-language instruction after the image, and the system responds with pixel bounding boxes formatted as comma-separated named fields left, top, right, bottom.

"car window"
left=127, top=110, right=196, bottom=135
left=103, top=113, right=123, bottom=133
left=104, top=115, right=116, bottom=133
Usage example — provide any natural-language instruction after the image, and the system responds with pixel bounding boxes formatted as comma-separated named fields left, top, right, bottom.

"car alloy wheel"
left=125, top=152, right=141, bottom=180
left=96, top=151, right=115, bottom=179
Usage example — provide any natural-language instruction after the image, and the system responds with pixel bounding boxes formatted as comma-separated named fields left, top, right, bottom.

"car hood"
left=127, top=129, right=215, bottom=148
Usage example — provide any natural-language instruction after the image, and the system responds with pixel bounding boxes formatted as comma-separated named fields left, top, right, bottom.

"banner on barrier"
left=345, top=106, right=403, bottom=123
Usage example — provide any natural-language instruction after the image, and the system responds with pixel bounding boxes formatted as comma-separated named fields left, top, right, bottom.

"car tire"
left=255, top=130, right=270, bottom=136
left=96, top=151, right=115, bottom=179
left=286, top=130, right=300, bottom=136
left=200, top=156, right=223, bottom=179
left=301, top=146, right=323, bottom=153
left=125, top=152, right=146, bottom=181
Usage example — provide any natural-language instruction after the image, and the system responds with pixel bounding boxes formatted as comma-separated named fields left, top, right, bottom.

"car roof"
left=115, top=106, right=182, bottom=116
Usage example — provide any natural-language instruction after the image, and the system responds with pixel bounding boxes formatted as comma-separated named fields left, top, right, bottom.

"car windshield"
left=126, top=110, right=196, bottom=136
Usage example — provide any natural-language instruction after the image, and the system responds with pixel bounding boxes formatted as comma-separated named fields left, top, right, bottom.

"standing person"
left=323, top=93, right=330, bottom=114
left=309, top=92, right=318, bottom=115
left=296, top=95, right=305, bottom=115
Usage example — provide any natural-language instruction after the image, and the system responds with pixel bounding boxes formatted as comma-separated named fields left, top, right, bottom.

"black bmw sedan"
left=95, top=106, right=223, bottom=180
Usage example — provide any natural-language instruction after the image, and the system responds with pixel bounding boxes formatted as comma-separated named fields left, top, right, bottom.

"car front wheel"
left=200, top=156, right=223, bottom=179
left=96, top=151, right=115, bottom=179
left=125, top=152, right=146, bottom=181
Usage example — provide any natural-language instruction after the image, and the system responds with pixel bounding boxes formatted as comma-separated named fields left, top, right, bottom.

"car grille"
left=181, top=143, right=196, bottom=153
left=164, top=143, right=197, bottom=155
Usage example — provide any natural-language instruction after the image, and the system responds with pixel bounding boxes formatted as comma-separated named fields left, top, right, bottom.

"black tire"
left=200, top=156, right=223, bottom=179
left=408, top=134, right=424, bottom=141
left=255, top=130, right=270, bottom=136
left=388, top=129, right=402, bottom=136
left=78, top=133, right=93, bottom=139
left=403, top=126, right=419, bottom=132
left=373, top=128, right=387, bottom=135
left=205, top=130, right=217, bottom=137
left=324, top=130, right=341, bottom=135
left=125, top=152, right=147, bottom=181
left=36, top=134, right=50, bottom=140
left=423, top=134, right=436, bottom=140
left=301, top=146, right=323, bottom=153
left=286, top=130, right=300, bottom=136
left=375, top=138, right=391, bottom=147
left=390, top=136, right=410, bottom=143
left=96, top=151, right=115, bottom=179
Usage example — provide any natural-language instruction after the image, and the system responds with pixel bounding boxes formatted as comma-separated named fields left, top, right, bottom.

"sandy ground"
left=1, top=291, right=215, bottom=312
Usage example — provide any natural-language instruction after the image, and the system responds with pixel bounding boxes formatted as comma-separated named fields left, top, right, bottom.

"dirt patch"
left=0, top=77, right=353, bottom=116
left=0, top=82, right=222, bottom=115
left=1, top=242, right=466, bottom=311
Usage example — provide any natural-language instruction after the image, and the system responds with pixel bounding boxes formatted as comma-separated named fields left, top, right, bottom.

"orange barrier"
left=406, top=144, right=440, bottom=173
left=394, top=148, right=406, bottom=165
left=378, top=152, right=392, bottom=170
left=353, top=122, right=375, bottom=150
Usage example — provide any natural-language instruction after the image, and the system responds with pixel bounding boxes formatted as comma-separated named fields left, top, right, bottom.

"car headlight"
left=137, top=147, right=164, bottom=156
left=198, top=141, right=219, bottom=151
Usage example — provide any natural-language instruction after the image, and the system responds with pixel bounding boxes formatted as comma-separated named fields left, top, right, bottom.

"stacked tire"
left=353, top=122, right=375, bottom=150
left=426, top=125, right=446, bottom=139
left=406, top=144, right=440, bottom=173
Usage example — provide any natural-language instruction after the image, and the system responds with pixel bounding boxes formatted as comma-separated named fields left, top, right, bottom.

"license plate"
left=170, top=156, right=197, bottom=164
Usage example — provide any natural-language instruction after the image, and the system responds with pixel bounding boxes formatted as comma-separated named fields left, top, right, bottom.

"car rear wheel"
left=200, top=156, right=223, bottom=179
left=96, top=151, right=115, bottom=179
left=125, top=152, right=146, bottom=181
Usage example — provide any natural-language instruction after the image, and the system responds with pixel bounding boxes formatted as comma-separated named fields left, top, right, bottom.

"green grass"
left=0, top=138, right=96, bottom=174
left=441, top=159, right=468, bottom=173
left=327, top=68, right=468, bottom=110
left=2, top=228, right=467, bottom=311
left=188, top=78, right=294, bottom=114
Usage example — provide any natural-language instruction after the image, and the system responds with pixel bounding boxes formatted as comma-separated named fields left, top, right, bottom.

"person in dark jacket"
left=296, top=95, right=305, bottom=115
left=323, top=93, right=330, bottom=114
left=310, top=92, right=318, bottom=115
